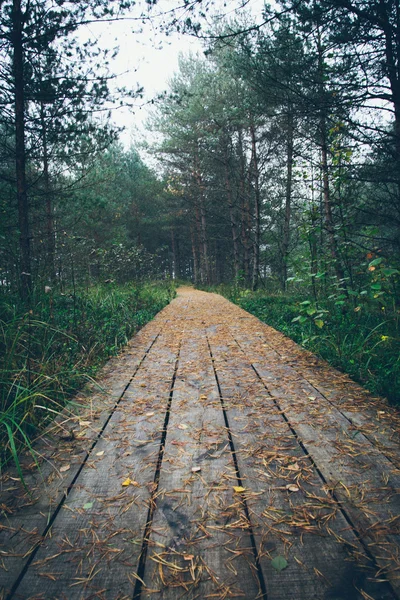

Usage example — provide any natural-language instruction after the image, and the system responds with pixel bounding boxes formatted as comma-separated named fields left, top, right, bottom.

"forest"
left=0, top=0, right=399, bottom=466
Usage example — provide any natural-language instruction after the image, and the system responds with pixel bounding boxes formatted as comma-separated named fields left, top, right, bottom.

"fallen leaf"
left=286, top=484, right=300, bottom=493
left=60, top=464, right=70, bottom=473
left=199, top=395, right=207, bottom=400
left=79, top=421, right=91, bottom=427
left=145, top=412, right=155, bottom=417
left=271, top=556, right=288, bottom=572
left=184, top=554, right=194, bottom=561
left=233, top=486, right=246, bottom=493
left=122, top=478, right=132, bottom=487
left=83, top=502, right=93, bottom=510
left=177, top=423, right=188, bottom=430
left=191, top=466, right=201, bottom=473
left=96, top=451, right=105, bottom=457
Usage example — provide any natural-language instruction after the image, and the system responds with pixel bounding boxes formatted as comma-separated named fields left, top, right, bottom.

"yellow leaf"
left=233, top=486, right=246, bottom=493
left=122, top=478, right=132, bottom=487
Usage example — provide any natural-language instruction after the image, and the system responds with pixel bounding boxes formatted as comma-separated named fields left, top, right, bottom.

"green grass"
left=0, top=281, right=175, bottom=470
left=211, top=286, right=400, bottom=406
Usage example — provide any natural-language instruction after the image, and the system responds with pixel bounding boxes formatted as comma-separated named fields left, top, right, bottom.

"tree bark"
left=190, top=224, right=199, bottom=286
left=317, top=28, right=346, bottom=286
left=281, top=108, right=294, bottom=291
left=194, top=146, right=210, bottom=285
left=40, top=102, right=56, bottom=283
left=12, top=0, right=31, bottom=300
left=250, top=124, right=261, bottom=291
left=238, top=128, right=251, bottom=284
left=224, top=160, right=240, bottom=280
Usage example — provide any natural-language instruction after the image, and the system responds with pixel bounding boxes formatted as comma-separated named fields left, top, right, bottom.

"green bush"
left=0, top=281, right=175, bottom=468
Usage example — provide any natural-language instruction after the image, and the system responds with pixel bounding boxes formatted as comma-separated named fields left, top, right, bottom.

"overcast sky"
left=84, top=0, right=268, bottom=147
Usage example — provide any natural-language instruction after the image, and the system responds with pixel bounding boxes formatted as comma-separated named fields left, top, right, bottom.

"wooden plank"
left=229, top=315, right=400, bottom=458
left=141, top=325, right=261, bottom=599
left=0, top=292, right=192, bottom=597
left=2, top=288, right=399, bottom=599
left=206, top=322, right=395, bottom=600
left=0, top=319, right=179, bottom=599
left=220, top=307, right=400, bottom=594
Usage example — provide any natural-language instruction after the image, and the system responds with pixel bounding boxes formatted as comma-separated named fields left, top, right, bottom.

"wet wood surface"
left=1, top=287, right=400, bottom=600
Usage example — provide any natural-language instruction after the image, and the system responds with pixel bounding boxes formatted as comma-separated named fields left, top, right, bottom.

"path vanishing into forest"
left=1, top=287, right=400, bottom=600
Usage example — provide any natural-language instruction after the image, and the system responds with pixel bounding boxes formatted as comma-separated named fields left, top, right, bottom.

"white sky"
left=85, top=0, right=268, bottom=147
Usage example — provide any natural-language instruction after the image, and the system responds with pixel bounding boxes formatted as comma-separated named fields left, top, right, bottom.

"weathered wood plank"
left=0, top=323, right=180, bottom=600
left=207, top=322, right=395, bottom=600
left=2, top=288, right=400, bottom=600
left=230, top=314, right=400, bottom=457
left=0, top=323, right=163, bottom=596
left=141, top=325, right=261, bottom=599
left=227, top=319, right=400, bottom=577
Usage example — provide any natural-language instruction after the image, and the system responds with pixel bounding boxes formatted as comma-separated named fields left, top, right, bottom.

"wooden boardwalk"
left=1, top=287, right=400, bottom=600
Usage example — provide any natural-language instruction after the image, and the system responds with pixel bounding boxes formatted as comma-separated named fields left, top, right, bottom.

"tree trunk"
left=250, top=124, right=261, bottom=291
left=309, top=204, right=319, bottom=302
left=238, top=128, right=250, bottom=284
left=190, top=224, right=199, bottom=286
left=12, top=0, right=31, bottom=300
left=317, top=28, right=346, bottom=287
left=281, top=108, right=294, bottom=291
left=40, top=102, right=56, bottom=283
left=194, top=146, right=210, bottom=285
left=199, top=197, right=210, bottom=284
left=224, top=151, right=240, bottom=280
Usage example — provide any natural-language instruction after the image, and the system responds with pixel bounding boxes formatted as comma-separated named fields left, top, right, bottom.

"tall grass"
left=0, top=281, right=175, bottom=469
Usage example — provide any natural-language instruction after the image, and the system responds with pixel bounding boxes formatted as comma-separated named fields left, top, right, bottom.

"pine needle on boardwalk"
left=1, top=288, right=400, bottom=600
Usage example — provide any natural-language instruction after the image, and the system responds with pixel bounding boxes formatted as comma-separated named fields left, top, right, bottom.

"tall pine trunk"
left=281, top=108, right=294, bottom=291
left=224, top=159, right=240, bottom=280
left=250, top=125, right=261, bottom=291
left=238, top=128, right=251, bottom=284
left=12, top=0, right=31, bottom=300
left=40, top=102, right=56, bottom=283
left=317, top=29, right=346, bottom=287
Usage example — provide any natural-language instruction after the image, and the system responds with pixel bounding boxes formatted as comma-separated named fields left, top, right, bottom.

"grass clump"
left=0, top=281, right=175, bottom=468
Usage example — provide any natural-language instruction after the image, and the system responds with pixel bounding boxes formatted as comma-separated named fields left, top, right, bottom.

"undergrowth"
left=0, top=281, right=175, bottom=469
left=210, top=284, right=399, bottom=406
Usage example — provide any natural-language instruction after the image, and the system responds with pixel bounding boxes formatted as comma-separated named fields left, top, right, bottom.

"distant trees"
left=146, top=0, right=400, bottom=297
left=1, top=0, right=399, bottom=301
left=0, top=0, right=137, bottom=300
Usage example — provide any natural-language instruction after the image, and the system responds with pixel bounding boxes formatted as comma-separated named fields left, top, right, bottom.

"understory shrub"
left=0, top=281, right=175, bottom=468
